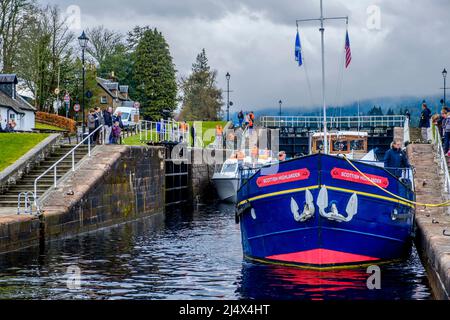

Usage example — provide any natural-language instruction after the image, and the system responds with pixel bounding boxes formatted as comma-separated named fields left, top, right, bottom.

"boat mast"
left=296, top=0, right=348, bottom=155
left=319, top=0, right=328, bottom=154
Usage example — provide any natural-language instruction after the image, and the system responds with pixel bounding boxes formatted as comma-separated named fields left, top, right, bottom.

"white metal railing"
left=432, top=124, right=450, bottom=193
left=260, top=115, right=407, bottom=129
left=139, top=119, right=190, bottom=144
left=33, top=125, right=105, bottom=213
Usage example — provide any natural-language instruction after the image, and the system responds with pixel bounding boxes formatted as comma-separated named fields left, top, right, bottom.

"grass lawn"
left=190, top=121, right=227, bottom=147
left=35, top=121, right=66, bottom=132
left=123, top=121, right=227, bottom=147
left=0, top=133, right=50, bottom=172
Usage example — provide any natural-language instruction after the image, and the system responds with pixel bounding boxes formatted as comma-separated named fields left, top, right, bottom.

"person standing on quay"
left=419, top=101, right=431, bottom=143
left=238, top=111, right=244, bottom=128
left=87, top=109, right=98, bottom=144
left=103, top=107, right=113, bottom=145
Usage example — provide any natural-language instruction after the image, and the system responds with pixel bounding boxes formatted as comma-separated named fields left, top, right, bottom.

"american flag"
left=345, top=31, right=352, bottom=68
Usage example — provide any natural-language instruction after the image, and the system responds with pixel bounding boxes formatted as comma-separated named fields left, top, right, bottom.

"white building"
left=0, top=74, right=36, bottom=132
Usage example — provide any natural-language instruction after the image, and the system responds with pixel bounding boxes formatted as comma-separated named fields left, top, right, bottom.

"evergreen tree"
left=133, top=28, right=177, bottom=120
left=179, top=49, right=224, bottom=121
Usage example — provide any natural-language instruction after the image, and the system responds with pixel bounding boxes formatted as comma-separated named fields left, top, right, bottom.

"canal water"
left=0, top=204, right=432, bottom=300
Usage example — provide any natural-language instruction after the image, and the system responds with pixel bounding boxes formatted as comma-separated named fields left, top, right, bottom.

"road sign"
left=85, top=91, right=93, bottom=99
left=74, top=104, right=81, bottom=112
left=134, top=101, right=141, bottom=109
left=64, top=93, right=70, bottom=103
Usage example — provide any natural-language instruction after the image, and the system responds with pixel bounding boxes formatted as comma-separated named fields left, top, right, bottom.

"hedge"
left=36, top=112, right=77, bottom=133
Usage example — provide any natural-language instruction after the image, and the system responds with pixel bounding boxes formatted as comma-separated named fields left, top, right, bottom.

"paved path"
left=408, top=143, right=450, bottom=300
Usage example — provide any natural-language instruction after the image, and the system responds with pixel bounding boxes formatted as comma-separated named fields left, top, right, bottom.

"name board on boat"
left=331, top=168, right=389, bottom=188
left=257, top=169, right=310, bottom=188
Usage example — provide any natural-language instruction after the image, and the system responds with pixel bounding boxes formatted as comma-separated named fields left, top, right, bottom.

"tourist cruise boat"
left=236, top=130, right=415, bottom=269
left=235, top=0, right=416, bottom=269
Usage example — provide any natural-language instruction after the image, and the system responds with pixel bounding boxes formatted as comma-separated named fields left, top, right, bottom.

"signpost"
left=64, top=93, right=71, bottom=118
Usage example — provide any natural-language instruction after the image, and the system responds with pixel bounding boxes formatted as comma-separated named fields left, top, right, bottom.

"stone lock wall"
left=41, top=145, right=165, bottom=240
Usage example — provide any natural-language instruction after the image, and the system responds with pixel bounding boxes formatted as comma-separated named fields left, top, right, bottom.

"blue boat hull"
left=237, top=154, right=415, bottom=269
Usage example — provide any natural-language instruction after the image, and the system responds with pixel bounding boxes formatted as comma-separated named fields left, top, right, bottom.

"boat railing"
left=260, top=115, right=407, bottom=129
left=432, top=124, right=450, bottom=193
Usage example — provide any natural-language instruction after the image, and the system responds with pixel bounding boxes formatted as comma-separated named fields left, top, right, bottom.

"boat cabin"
left=310, top=131, right=368, bottom=156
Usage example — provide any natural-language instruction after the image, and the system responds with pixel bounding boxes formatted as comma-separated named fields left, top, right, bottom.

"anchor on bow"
left=317, top=186, right=358, bottom=223
left=291, top=189, right=315, bottom=222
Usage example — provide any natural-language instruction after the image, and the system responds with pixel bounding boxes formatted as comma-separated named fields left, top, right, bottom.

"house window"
left=101, top=96, right=108, bottom=104
left=9, top=113, right=16, bottom=120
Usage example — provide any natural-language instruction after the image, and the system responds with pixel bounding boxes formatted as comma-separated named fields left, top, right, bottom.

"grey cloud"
left=39, top=0, right=450, bottom=112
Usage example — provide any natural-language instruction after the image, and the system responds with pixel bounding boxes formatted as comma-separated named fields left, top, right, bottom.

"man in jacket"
left=103, top=107, right=113, bottom=145
left=419, top=101, right=432, bottom=142
left=384, top=140, right=410, bottom=178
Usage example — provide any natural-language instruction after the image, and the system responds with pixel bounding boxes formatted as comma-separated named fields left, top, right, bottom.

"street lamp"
left=443, top=68, right=448, bottom=107
left=279, top=100, right=283, bottom=117
left=78, top=31, right=89, bottom=134
left=226, top=72, right=231, bottom=122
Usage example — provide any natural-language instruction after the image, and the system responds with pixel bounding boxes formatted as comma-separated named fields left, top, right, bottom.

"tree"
left=98, top=43, right=136, bottom=96
left=0, top=0, right=34, bottom=72
left=179, top=49, right=223, bottom=121
left=86, top=26, right=123, bottom=66
left=133, top=28, right=177, bottom=120
left=16, top=5, right=74, bottom=111
left=126, top=25, right=151, bottom=50
left=368, top=106, right=384, bottom=116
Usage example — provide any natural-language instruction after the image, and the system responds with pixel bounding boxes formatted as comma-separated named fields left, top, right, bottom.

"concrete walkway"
left=408, top=143, right=450, bottom=300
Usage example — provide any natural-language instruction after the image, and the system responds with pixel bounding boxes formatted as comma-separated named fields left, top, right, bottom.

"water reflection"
left=0, top=204, right=432, bottom=300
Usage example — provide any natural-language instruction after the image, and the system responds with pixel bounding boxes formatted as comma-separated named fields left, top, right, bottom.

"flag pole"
left=319, top=0, right=328, bottom=154
left=295, top=0, right=348, bottom=155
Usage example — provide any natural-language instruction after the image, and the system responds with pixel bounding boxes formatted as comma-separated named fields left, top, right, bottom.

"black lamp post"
left=279, top=100, right=283, bottom=117
left=226, top=72, right=231, bottom=122
left=443, top=68, right=448, bottom=107
left=78, top=31, right=89, bottom=134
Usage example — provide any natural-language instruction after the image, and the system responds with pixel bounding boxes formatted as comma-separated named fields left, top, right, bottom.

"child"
left=111, top=121, right=122, bottom=144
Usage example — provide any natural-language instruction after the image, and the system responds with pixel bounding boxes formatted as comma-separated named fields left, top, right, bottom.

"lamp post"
left=279, top=100, right=283, bottom=117
left=226, top=72, right=231, bottom=122
left=78, top=31, right=89, bottom=134
left=443, top=68, right=448, bottom=107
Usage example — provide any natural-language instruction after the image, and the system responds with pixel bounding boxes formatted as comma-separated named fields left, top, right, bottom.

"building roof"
left=97, top=77, right=130, bottom=102
left=0, top=74, right=18, bottom=84
left=0, top=90, right=36, bottom=114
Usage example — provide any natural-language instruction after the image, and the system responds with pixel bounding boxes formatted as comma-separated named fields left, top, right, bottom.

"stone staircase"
left=410, top=127, right=424, bottom=144
left=0, top=145, right=89, bottom=209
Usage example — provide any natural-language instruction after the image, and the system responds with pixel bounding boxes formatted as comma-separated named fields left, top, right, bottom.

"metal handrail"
left=33, top=125, right=104, bottom=213
left=432, top=124, right=450, bottom=193
left=260, top=115, right=407, bottom=129
left=17, top=192, right=35, bottom=215
left=139, top=120, right=190, bottom=144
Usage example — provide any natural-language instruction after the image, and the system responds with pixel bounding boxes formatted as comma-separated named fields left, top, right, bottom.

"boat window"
left=222, top=163, right=238, bottom=174
left=332, top=140, right=349, bottom=152
left=350, top=139, right=365, bottom=151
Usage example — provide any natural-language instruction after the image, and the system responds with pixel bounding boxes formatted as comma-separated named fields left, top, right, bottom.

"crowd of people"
left=87, top=107, right=124, bottom=145
left=237, top=111, right=255, bottom=133
left=0, top=115, right=17, bottom=133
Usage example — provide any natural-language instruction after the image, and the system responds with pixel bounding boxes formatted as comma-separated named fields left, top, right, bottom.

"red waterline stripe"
left=267, top=249, right=380, bottom=265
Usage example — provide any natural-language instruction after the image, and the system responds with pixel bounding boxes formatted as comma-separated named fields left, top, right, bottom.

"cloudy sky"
left=41, top=0, right=450, bottom=113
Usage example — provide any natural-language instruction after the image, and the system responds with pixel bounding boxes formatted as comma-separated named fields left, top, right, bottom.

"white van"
left=114, top=106, right=140, bottom=128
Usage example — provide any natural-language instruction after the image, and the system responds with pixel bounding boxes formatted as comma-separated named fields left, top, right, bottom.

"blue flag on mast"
left=295, top=31, right=303, bottom=66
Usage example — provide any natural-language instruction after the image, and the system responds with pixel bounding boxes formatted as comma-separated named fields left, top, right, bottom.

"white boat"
left=212, top=159, right=240, bottom=203
left=213, top=151, right=277, bottom=203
